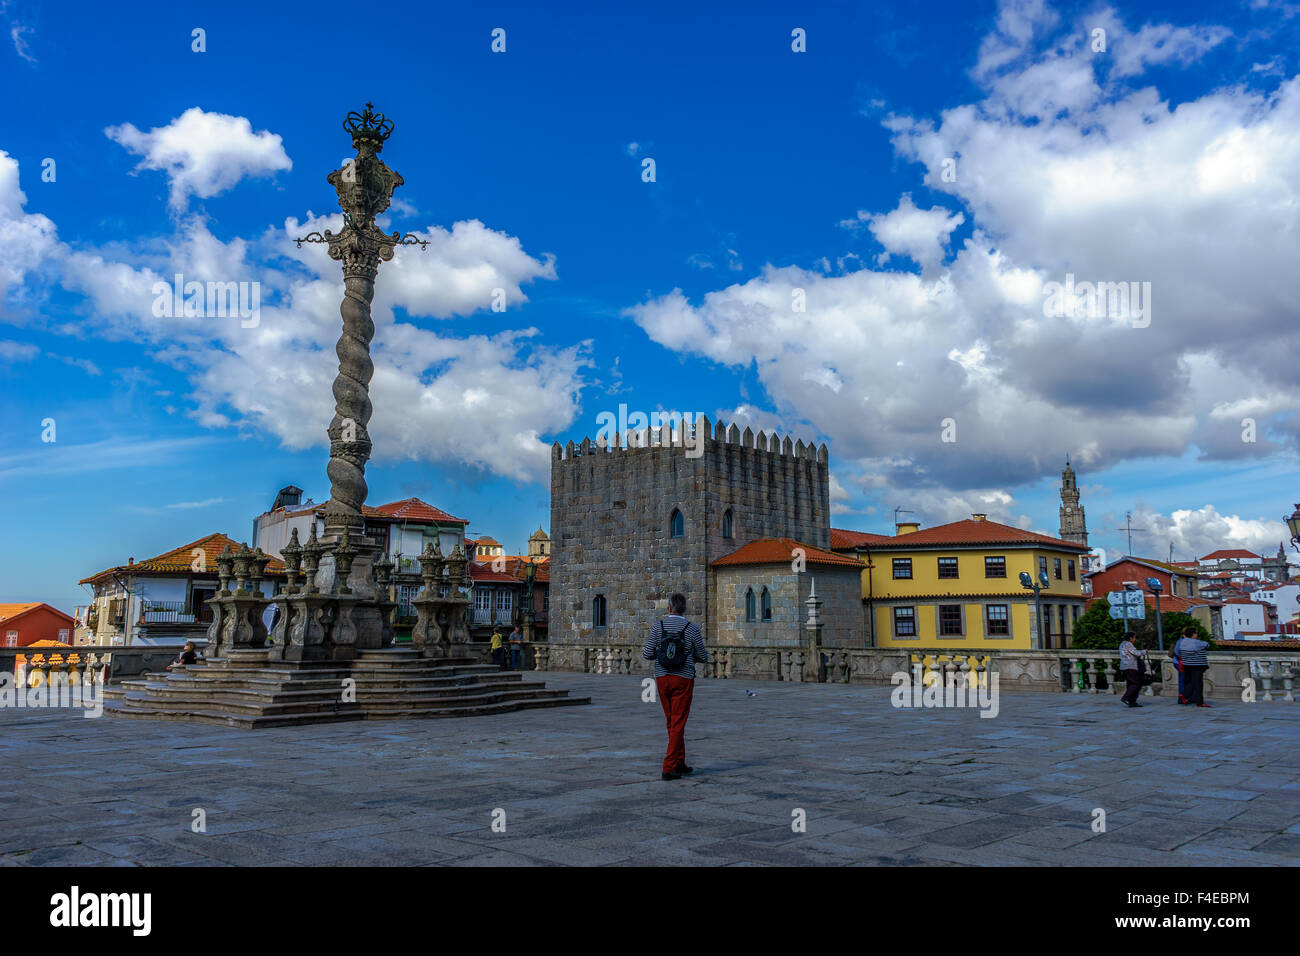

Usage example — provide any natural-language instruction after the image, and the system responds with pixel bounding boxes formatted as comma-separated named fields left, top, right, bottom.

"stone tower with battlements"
left=1059, top=459, right=1088, bottom=547
left=547, top=417, right=830, bottom=659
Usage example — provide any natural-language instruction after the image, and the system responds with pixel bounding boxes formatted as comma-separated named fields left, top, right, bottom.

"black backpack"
left=655, top=618, right=692, bottom=673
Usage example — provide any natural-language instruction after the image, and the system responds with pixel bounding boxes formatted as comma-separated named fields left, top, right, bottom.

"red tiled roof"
left=1088, top=556, right=1199, bottom=577
left=468, top=557, right=550, bottom=583
left=830, top=528, right=895, bottom=550
left=311, top=501, right=393, bottom=520
left=474, top=536, right=501, bottom=546
left=0, top=603, right=40, bottom=623
left=846, top=518, right=1090, bottom=552
left=468, top=562, right=521, bottom=583
left=1201, top=549, right=1262, bottom=560
left=372, top=498, right=469, bottom=525
left=1220, top=639, right=1300, bottom=649
left=0, top=603, right=74, bottom=626
left=712, top=538, right=866, bottom=569
left=80, top=533, right=286, bottom=584
left=1086, top=594, right=1220, bottom=613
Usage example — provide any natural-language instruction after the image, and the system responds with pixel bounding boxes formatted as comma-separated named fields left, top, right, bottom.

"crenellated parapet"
left=550, top=415, right=829, bottom=465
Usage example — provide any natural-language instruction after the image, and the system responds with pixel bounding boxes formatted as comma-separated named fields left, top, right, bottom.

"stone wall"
left=537, top=644, right=1300, bottom=703
left=549, top=419, right=830, bottom=650
left=713, top=565, right=866, bottom=649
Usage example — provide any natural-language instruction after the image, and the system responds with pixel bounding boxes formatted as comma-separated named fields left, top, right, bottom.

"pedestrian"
left=642, top=592, right=708, bottom=781
left=1118, top=635, right=1146, bottom=708
left=1171, top=641, right=1187, bottom=704
left=165, top=641, right=201, bottom=672
left=1170, top=626, right=1211, bottom=708
left=489, top=629, right=506, bottom=670
left=509, top=624, right=523, bottom=670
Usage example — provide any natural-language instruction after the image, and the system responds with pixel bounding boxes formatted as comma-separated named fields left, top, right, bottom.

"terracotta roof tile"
left=468, top=562, right=521, bottom=583
left=841, top=518, right=1089, bottom=552
left=80, top=533, right=286, bottom=585
left=712, top=538, right=865, bottom=569
left=0, top=603, right=41, bottom=623
left=372, top=498, right=469, bottom=525
left=830, top=528, right=896, bottom=550
left=1200, top=549, right=1262, bottom=560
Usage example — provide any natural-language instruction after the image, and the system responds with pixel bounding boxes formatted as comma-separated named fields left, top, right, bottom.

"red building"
left=0, top=603, right=76, bottom=647
left=1085, top=556, right=1203, bottom=603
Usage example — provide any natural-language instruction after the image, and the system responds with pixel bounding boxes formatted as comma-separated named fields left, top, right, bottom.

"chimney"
left=895, top=521, right=920, bottom=536
left=971, top=513, right=987, bottom=522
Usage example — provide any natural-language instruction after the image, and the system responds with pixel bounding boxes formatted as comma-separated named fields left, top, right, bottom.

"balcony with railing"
left=138, top=600, right=198, bottom=624
left=471, top=607, right=516, bottom=626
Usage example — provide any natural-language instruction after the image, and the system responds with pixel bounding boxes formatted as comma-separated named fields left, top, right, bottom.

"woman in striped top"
left=1171, top=626, right=1211, bottom=707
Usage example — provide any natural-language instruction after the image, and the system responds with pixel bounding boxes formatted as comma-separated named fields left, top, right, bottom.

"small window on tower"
left=670, top=509, right=684, bottom=538
left=722, top=509, right=734, bottom=538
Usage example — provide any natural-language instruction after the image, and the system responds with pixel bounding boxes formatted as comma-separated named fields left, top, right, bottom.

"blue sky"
left=2, top=0, right=1299, bottom=611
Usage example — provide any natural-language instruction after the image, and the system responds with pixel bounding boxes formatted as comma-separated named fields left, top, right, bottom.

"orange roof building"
left=0, top=603, right=76, bottom=648
left=78, top=533, right=280, bottom=647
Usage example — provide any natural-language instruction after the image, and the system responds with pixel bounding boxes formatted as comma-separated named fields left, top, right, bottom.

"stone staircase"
left=102, top=648, right=588, bottom=729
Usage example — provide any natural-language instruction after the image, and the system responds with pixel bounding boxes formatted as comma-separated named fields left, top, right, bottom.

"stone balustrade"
left=0, top=641, right=211, bottom=686
left=537, top=642, right=1300, bottom=702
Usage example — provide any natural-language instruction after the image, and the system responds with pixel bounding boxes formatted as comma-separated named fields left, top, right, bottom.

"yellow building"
left=831, top=514, right=1090, bottom=650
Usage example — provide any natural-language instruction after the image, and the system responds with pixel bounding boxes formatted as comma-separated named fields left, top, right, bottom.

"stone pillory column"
left=297, top=103, right=427, bottom=539
left=290, top=104, right=428, bottom=659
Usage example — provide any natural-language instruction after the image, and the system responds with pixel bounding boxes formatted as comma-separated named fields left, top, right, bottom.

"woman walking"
left=1118, top=635, right=1146, bottom=708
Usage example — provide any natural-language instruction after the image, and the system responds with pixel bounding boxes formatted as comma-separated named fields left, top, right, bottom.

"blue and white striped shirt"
left=642, top=615, right=708, bottom=679
left=1172, top=636, right=1209, bottom=667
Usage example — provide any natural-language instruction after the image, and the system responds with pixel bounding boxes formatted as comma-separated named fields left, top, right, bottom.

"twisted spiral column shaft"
left=325, top=272, right=376, bottom=534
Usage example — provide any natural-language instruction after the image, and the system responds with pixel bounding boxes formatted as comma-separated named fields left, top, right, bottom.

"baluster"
left=1260, top=660, right=1274, bottom=702
left=1059, top=656, right=1072, bottom=692
left=720, top=648, right=730, bottom=680
left=1086, top=658, right=1107, bottom=697
left=1279, top=660, right=1294, bottom=702
left=1072, top=658, right=1085, bottom=693
left=1108, top=659, right=1122, bottom=695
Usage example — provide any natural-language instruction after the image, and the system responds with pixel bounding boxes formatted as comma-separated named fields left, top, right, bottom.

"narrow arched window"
left=745, top=587, right=756, bottom=622
left=722, top=508, right=734, bottom=538
left=760, top=587, right=772, bottom=622
left=670, top=508, right=684, bottom=538
left=593, top=594, right=607, bottom=628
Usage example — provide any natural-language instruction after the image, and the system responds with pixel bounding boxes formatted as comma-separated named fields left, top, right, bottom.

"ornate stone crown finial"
left=343, top=101, right=394, bottom=151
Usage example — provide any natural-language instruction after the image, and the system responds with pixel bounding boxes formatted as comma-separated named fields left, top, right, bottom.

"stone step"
left=121, top=680, right=563, bottom=711
left=104, top=693, right=588, bottom=729
left=102, top=653, right=586, bottom=727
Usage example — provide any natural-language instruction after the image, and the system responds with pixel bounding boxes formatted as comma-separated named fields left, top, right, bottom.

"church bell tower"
left=1059, top=459, right=1088, bottom=547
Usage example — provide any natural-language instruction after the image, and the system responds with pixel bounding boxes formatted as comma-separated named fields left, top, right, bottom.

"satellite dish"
left=1039, top=571, right=1050, bottom=587
left=1019, top=571, right=1033, bottom=588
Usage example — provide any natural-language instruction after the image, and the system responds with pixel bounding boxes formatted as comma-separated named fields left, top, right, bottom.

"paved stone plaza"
left=2, top=675, right=1298, bottom=866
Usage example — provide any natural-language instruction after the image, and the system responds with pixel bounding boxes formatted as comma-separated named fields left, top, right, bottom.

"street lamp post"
left=1020, top=570, right=1050, bottom=649
left=1285, top=504, right=1300, bottom=554
left=1145, top=576, right=1164, bottom=651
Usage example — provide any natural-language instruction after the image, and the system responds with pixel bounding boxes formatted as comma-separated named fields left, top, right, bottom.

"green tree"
left=1074, top=601, right=1216, bottom=651
left=1070, top=598, right=1129, bottom=649
left=1143, top=611, right=1214, bottom=650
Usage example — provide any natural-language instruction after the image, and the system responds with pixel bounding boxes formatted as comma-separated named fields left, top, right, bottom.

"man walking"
left=508, top=624, right=524, bottom=671
left=642, top=592, right=708, bottom=781
left=1171, top=626, right=1211, bottom=707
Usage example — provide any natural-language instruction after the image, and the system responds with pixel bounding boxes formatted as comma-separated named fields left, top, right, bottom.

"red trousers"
left=656, top=674, right=694, bottom=774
